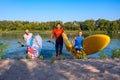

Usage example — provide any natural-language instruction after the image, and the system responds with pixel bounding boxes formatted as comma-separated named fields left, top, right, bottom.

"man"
left=50, top=23, right=64, bottom=58
left=21, top=29, right=38, bottom=59
left=72, top=31, right=84, bottom=55
left=23, top=29, right=33, bottom=46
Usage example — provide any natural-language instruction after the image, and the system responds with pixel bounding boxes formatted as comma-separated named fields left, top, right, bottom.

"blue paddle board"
left=28, top=34, right=42, bottom=60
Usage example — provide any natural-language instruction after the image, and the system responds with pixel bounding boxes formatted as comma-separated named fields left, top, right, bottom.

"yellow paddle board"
left=62, top=33, right=110, bottom=55
left=83, top=34, right=110, bottom=55
left=62, top=33, right=72, bottom=51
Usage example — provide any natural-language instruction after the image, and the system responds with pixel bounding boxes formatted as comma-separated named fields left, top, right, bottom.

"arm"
left=50, top=33, right=53, bottom=42
left=32, top=34, right=38, bottom=43
left=18, top=36, right=24, bottom=47
left=72, top=37, right=76, bottom=47
left=82, top=37, right=84, bottom=47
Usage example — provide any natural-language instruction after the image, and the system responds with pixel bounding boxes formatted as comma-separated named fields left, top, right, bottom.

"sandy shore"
left=0, top=59, right=120, bottom=80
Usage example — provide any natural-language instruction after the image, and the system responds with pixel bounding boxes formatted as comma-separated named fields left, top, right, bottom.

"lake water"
left=0, top=32, right=120, bottom=59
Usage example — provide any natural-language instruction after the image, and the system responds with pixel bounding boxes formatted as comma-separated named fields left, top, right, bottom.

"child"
left=72, top=31, right=84, bottom=57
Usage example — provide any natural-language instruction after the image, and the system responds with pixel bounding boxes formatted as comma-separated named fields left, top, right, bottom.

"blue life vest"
left=74, top=36, right=83, bottom=50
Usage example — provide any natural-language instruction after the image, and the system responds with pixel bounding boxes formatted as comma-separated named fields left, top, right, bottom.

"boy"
left=50, top=23, right=64, bottom=58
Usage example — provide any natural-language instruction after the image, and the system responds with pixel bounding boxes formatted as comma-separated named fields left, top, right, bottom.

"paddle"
left=47, top=40, right=55, bottom=44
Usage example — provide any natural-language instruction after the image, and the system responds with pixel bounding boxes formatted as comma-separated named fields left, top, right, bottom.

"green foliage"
left=63, top=22, right=80, bottom=30
left=84, top=19, right=95, bottom=31
left=76, top=49, right=87, bottom=59
left=99, top=51, right=108, bottom=59
left=0, top=42, right=9, bottom=59
left=39, top=55, right=43, bottom=60
left=50, top=57, right=55, bottom=64
left=63, top=57, right=66, bottom=60
left=57, top=55, right=63, bottom=60
left=26, top=54, right=32, bottom=59
left=112, top=48, right=120, bottom=58
left=0, top=19, right=119, bottom=32
left=0, top=28, right=2, bottom=32
left=111, top=21, right=119, bottom=33
left=76, top=54, right=81, bottom=59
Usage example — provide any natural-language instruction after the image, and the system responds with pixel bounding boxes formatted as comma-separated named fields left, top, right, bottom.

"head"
left=25, top=29, right=30, bottom=35
left=78, top=31, right=82, bottom=36
left=56, top=23, right=61, bottom=29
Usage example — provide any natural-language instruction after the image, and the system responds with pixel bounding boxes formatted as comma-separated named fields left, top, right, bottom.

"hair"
left=78, top=30, right=82, bottom=33
left=56, top=23, right=61, bottom=27
left=25, top=29, right=29, bottom=33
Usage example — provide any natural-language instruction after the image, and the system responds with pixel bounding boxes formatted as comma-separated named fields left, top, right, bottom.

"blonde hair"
left=25, top=29, right=29, bottom=33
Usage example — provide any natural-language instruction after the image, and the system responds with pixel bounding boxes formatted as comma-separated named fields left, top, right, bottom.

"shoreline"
left=1, top=30, right=120, bottom=34
left=0, top=58, right=120, bottom=80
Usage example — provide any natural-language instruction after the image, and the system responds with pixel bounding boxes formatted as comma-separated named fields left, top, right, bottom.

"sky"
left=0, top=0, right=120, bottom=22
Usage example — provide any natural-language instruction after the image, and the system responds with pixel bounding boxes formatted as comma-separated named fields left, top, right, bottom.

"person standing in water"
left=50, top=23, right=65, bottom=58
left=20, top=29, right=40, bottom=59
left=72, top=31, right=84, bottom=55
left=22, top=29, right=33, bottom=46
left=21, top=29, right=37, bottom=52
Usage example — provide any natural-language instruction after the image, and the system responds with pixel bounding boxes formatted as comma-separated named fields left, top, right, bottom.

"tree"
left=0, top=19, right=119, bottom=32
left=63, top=22, right=79, bottom=30
left=111, top=21, right=119, bottom=33
left=84, top=19, right=95, bottom=31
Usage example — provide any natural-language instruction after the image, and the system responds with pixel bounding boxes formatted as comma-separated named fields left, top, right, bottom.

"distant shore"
left=0, top=30, right=108, bottom=35
left=1, top=30, right=120, bottom=35
left=0, top=58, right=120, bottom=80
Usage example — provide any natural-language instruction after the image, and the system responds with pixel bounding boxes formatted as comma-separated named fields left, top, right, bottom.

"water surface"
left=0, top=32, right=120, bottom=59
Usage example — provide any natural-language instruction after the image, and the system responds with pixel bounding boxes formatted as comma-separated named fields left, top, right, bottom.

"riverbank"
left=0, top=30, right=107, bottom=34
left=1, top=30, right=120, bottom=34
left=0, top=58, right=120, bottom=80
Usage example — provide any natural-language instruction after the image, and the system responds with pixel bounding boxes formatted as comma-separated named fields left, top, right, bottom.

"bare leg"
left=77, top=50, right=80, bottom=54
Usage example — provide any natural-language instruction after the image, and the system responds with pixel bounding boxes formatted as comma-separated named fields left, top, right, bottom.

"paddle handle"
left=47, top=40, right=55, bottom=44
left=18, top=41, right=25, bottom=47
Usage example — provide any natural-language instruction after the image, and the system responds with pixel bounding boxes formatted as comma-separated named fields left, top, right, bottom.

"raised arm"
left=50, top=33, right=53, bottom=42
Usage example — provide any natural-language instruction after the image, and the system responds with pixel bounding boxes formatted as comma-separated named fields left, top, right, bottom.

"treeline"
left=0, top=19, right=120, bottom=33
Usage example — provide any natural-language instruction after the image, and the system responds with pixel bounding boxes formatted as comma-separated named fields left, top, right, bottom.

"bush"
left=112, top=48, right=120, bottom=58
left=0, top=42, right=9, bottom=59
left=99, top=51, right=108, bottom=59
left=50, top=57, right=55, bottom=64
left=26, top=54, right=32, bottom=59
left=39, top=55, right=43, bottom=60
left=76, top=49, right=87, bottom=59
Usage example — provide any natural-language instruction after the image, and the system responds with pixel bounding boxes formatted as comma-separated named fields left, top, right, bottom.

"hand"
left=18, top=41, right=24, bottom=47
left=20, top=42, right=24, bottom=47
left=49, top=40, right=52, bottom=42
left=21, top=44, right=24, bottom=47
left=47, top=40, right=54, bottom=44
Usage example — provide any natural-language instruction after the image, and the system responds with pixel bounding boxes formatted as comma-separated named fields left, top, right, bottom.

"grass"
left=50, top=57, right=55, bottom=64
left=99, top=51, right=108, bottom=59
left=26, top=54, right=32, bottom=59
left=0, top=42, right=9, bottom=59
left=75, top=49, right=88, bottom=59
left=0, top=30, right=107, bottom=34
left=39, top=55, right=44, bottom=60
left=112, top=48, right=120, bottom=58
